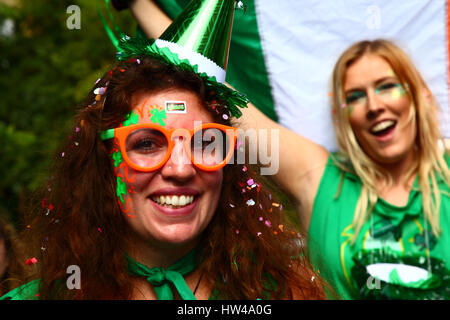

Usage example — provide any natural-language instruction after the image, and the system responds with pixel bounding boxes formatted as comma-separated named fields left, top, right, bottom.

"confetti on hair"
left=258, top=216, right=263, bottom=221
left=247, top=178, right=254, bottom=186
left=95, top=78, right=101, bottom=84
left=137, top=58, right=141, bottom=64
left=25, top=257, right=38, bottom=266
left=242, top=165, right=247, bottom=172
left=265, top=220, right=271, bottom=227
left=229, top=203, right=235, bottom=208
left=222, top=114, right=229, bottom=120
left=97, top=227, right=102, bottom=233
left=341, top=103, right=346, bottom=108
left=278, top=224, right=284, bottom=232
left=61, top=152, right=65, bottom=158
left=272, top=202, right=280, bottom=207
left=257, top=232, right=262, bottom=237
left=246, top=199, right=255, bottom=206
left=235, top=229, right=239, bottom=234
left=94, top=87, right=107, bottom=95
left=75, top=127, right=80, bottom=133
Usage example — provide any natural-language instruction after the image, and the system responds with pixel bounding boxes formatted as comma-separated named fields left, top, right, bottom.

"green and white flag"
left=156, top=0, right=450, bottom=151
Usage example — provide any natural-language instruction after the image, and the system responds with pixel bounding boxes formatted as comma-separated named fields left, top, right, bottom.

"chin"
left=369, top=147, right=412, bottom=165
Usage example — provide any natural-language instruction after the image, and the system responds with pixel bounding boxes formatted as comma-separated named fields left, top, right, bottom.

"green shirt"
left=308, top=154, right=450, bottom=299
left=0, top=279, right=40, bottom=300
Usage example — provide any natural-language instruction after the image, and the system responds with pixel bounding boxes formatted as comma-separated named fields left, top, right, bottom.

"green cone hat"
left=100, top=0, right=248, bottom=118
left=156, top=0, right=236, bottom=83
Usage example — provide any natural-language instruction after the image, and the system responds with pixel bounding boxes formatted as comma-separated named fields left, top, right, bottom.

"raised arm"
left=234, top=102, right=329, bottom=232
left=129, top=0, right=172, bottom=39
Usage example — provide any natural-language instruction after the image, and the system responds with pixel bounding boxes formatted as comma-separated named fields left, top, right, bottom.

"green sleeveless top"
left=308, top=154, right=450, bottom=299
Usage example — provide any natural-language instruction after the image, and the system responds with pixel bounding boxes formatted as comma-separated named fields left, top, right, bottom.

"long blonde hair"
left=331, top=39, right=450, bottom=240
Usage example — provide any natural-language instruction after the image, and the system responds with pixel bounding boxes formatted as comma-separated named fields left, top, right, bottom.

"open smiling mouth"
left=151, top=195, right=196, bottom=209
left=370, top=120, right=397, bottom=137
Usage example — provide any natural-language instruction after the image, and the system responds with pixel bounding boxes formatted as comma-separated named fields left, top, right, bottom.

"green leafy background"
left=0, top=0, right=136, bottom=227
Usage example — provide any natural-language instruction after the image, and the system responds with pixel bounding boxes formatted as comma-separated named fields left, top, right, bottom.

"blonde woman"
left=236, top=39, right=450, bottom=299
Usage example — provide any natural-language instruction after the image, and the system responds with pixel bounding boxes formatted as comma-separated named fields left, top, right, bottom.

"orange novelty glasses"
left=101, top=123, right=238, bottom=172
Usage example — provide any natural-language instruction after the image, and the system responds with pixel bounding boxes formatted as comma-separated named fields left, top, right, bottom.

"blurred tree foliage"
left=0, top=0, right=135, bottom=228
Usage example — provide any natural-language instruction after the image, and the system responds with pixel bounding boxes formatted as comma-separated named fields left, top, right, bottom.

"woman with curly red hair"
left=0, top=0, right=325, bottom=299
left=0, top=55, right=324, bottom=300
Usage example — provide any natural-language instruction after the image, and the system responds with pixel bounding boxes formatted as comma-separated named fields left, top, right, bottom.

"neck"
left=127, top=235, right=199, bottom=269
left=377, top=148, right=417, bottom=189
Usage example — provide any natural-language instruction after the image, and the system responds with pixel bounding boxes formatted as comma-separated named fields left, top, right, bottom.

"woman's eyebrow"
left=374, top=76, right=398, bottom=86
left=344, top=76, right=399, bottom=94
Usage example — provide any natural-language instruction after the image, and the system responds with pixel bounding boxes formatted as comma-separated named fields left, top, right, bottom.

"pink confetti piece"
left=259, top=216, right=263, bottom=221
left=95, top=78, right=101, bottom=84
left=247, top=178, right=254, bottom=186
left=229, top=203, right=235, bottom=208
left=61, top=152, right=65, bottom=157
left=222, top=114, right=229, bottom=120
left=75, top=127, right=80, bottom=132
left=25, top=257, right=38, bottom=265
left=341, top=103, right=346, bottom=108
left=136, top=59, right=141, bottom=64
left=235, top=229, right=239, bottom=234
left=242, top=165, right=247, bottom=172
left=97, top=227, right=102, bottom=233
left=265, top=220, right=272, bottom=227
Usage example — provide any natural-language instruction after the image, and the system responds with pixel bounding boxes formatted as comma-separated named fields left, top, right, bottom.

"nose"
left=366, top=89, right=385, bottom=120
left=161, top=137, right=196, bottom=181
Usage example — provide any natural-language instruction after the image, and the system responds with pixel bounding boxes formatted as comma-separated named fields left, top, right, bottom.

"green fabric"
left=126, top=248, right=199, bottom=300
left=0, top=279, right=40, bottom=300
left=153, top=0, right=278, bottom=122
left=308, top=153, right=450, bottom=299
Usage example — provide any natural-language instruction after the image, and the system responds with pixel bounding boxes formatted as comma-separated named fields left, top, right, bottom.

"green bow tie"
left=126, top=249, right=199, bottom=300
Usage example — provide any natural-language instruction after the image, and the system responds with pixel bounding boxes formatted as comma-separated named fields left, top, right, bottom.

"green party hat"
left=100, top=0, right=248, bottom=118
left=155, top=0, right=235, bottom=83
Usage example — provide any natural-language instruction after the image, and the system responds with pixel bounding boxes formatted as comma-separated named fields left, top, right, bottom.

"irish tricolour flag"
left=156, top=0, right=450, bottom=151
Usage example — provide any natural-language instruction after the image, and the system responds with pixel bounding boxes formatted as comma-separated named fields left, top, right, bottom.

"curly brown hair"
left=0, top=215, right=25, bottom=296
left=21, top=57, right=325, bottom=299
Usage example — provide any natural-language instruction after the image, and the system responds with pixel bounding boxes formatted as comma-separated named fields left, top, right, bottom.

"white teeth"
left=152, top=195, right=195, bottom=207
left=371, top=120, right=395, bottom=133
left=179, top=195, right=187, bottom=206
